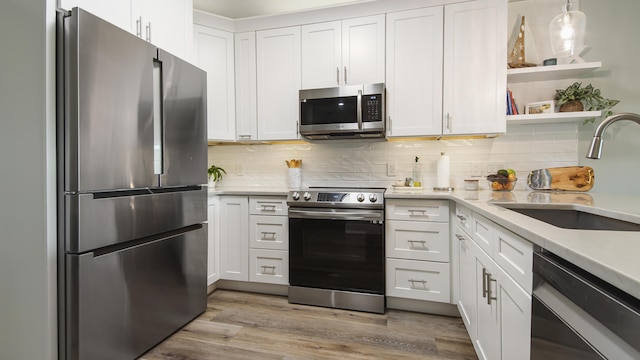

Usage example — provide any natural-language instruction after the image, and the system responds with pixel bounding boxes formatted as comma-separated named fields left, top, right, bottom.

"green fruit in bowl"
left=497, top=169, right=509, bottom=177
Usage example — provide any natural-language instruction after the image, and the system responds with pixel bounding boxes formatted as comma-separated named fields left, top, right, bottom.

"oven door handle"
left=288, top=208, right=383, bottom=221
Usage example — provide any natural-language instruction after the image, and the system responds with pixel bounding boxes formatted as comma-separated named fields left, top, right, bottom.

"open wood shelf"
left=507, top=62, right=602, bottom=83
left=507, top=111, right=602, bottom=125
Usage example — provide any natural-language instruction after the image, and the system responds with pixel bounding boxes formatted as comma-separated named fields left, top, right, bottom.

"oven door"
left=288, top=207, right=384, bottom=295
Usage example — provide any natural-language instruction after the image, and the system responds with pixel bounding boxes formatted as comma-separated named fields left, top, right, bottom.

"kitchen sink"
left=496, top=204, right=640, bottom=231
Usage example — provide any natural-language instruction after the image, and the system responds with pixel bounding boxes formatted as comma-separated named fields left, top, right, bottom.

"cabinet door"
left=60, top=0, right=133, bottom=32
left=456, top=225, right=477, bottom=342
left=249, top=249, right=289, bottom=285
left=386, top=7, right=443, bottom=137
left=219, top=196, right=249, bottom=281
left=472, top=241, right=500, bottom=360
left=495, top=264, right=531, bottom=360
left=194, top=25, right=236, bottom=141
left=235, top=31, right=258, bottom=141
left=386, top=220, right=449, bottom=262
left=256, top=26, right=301, bottom=140
left=342, top=15, right=385, bottom=85
left=133, top=0, right=192, bottom=59
left=301, top=21, right=342, bottom=89
left=443, top=0, right=506, bottom=135
left=207, top=197, right=220, bottom=285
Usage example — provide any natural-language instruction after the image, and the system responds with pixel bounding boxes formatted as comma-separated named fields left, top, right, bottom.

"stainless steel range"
left=287, top=187, right=386, bottom=313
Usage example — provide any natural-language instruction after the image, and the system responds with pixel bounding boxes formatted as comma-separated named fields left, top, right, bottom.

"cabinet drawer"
left=249, top=215, right=289, bottom=250
left=386, top=258, right=450, bottom=303
left=472, top=212, right=494, bottom=255
left=494, top=227, right=533, bottom=292
left=386, top=199, right=449, bottom=222
left=249, top=249, right=289, bottom=285
left=454, top=204, right=473, bottom=236
left=249, top=196, right=288, bottom=216
left=386, top=220, right=449, bottom=262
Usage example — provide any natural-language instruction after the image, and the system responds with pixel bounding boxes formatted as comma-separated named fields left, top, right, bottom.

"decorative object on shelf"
left=554, top=82, right=619, bottom=122
left=285, top=159, right=302, bottom=189
left=549, top=0, right=587, bottom=64
left=207, top=165, right=227, bottom=187
left=525, top=100, right=554, bottom=115
left=527, top=166, right=594, bottom=192
left=411, top=156, right=422, bottom=187
left=508, top=16, right=537, bottom=68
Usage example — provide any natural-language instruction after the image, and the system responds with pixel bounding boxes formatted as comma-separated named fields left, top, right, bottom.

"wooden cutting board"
left=527, top=166, right=594, bottom=191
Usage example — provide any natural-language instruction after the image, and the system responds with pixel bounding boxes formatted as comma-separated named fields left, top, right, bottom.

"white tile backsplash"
left=209, top=123, right=579, bottom=190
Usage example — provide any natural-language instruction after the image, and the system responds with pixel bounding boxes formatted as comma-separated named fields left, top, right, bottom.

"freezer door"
left=63, top=8, right=158, bottom=192
left=65, top=187, right=207, bottom=253
left=63, top=226, right=207, bottom=360
left=157, top=49, right=208, bottom=187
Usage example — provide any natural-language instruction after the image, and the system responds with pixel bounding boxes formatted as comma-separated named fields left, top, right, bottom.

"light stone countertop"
left=387, top=188, right=640, bottom=300
left=209, top=186, right=640, bottom=300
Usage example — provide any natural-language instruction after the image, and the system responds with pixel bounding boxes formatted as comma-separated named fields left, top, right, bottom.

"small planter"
left=559, top=100, right=584, bottom=112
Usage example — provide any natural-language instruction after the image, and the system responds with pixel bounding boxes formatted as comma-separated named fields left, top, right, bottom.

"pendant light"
left=549, top=0, right=586, bottom=63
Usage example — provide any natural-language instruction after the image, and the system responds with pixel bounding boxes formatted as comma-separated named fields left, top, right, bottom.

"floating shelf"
left=507, top=62, right=602, bottom=83
left=507, top=111, right=602, bottom=125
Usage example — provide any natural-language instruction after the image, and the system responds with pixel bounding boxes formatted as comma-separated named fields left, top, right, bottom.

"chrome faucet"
left=586, top=113, right=640, bottom=159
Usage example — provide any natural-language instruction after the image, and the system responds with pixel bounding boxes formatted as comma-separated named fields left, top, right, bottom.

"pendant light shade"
left=549, top=0, right=586, bottom=61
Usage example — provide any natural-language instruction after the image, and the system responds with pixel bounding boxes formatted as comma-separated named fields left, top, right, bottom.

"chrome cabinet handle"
left=456, top=214, right=467, bottom=221
left=344, top=66, right=348, bottom=84
left=260, top=204, right=277, bottom=211
left=260, top=265, right=276, bottom=274
left=408, top=240, right=427, bottom=248
left=238, top=134, right=252, bottom=139
left=145, top=22, right=151, bottom=42
left=409, top=279, right=427, bottom=287
left=388, top=116, right=392, bottom=135
left=336, top=67, right=340, bottom=85
left=260, top=231, right=277, bottom=240
left=136, top=17, right=142, bottom=38
left=482, top=268, right=489, bottom=299
left=408, top=209, right=427, bottom=216
left=445, top=113, right=451, bottom=131
left=455, top=234, right=465, bottom=241
left=487, top=272, right=497, bottom=305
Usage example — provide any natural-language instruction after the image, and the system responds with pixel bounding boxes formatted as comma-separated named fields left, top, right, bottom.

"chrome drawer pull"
left=407, top=240, right=427, bottom=248
left=455, top=234, right=465, bottom=241
left=260, top=204, right=277, bottom=211
left=260, top=231, right=277, bottom=240
left=408, top=209, right=427, bottom=216
left=261, top=265, right=276, bottom=274
left=487, top=273, right=497, bottom=305
left=456, top=214, right=467, bottom=221
left=408, top=279, right=427, bottom=287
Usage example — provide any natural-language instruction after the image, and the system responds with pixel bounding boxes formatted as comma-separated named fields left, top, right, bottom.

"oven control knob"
left=369, top=194, right=378, bottom=203
left=357, top=193, right=365, bottom=202
left=303, top=192, right=312, bottom=201
left=292, top=192, right=300, bottom=201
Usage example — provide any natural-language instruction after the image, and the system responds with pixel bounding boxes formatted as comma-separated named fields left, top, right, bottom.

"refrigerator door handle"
left=153, top=59, right=164, bottom=178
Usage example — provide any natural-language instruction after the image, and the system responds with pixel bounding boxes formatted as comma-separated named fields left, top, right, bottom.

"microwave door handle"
left=357, top=89, right=363, bottom=130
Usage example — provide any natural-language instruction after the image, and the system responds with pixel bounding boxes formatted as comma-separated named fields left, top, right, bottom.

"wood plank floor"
left=140, top=290, right=477, bottom=360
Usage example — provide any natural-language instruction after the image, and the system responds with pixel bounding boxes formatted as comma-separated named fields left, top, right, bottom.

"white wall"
left=0, top=0, right=57, bottom=359
left=208, top=123, right=578, bottom=190
left=578, top=0, right=640, bottom=195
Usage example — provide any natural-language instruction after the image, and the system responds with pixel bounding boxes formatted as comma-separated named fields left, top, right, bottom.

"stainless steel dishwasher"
left=531, top=247, right=640, bottom=359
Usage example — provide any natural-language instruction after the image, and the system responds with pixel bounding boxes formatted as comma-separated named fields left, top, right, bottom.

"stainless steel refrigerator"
left=56, top=8, right=208, bottom=360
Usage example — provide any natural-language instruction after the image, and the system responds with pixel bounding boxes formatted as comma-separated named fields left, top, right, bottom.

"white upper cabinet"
left=256, top=26, right=301, bottom=141
left=193, top=25, right=236, bottom=141
left=235, top=32, right=258, bottom=141
left=59, top=0, right=133, bottom=32
left=301, top=15, right=385, bottom=89
left=386, top=7, right=444, bottom=137
left=443, top=0, right=507, bottom=136
left=131, top=0, right=193, bottom=59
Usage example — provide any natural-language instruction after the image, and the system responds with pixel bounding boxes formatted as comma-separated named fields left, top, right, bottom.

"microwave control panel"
left=363, top=95, right=382, bottom=122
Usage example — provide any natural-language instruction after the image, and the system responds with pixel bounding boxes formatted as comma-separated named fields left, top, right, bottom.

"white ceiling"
left=193, top=0, right=372, bottom=19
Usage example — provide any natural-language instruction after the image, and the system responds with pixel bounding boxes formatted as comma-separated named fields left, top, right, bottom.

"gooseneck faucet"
left=586, top=113, right=640, bottom=159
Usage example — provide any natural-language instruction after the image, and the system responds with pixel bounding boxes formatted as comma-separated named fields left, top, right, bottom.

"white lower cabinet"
left=455, top=203, right=532, bottom=360
left=207, top=196, right=220, bottom=285
left=386, top=199, right=450, bottom=303
left=217, top=195, right=289, bottom=285
left=219, top=196, right=249, bottom=281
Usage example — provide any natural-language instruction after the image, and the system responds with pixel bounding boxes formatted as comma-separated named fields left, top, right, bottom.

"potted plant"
left=207, top=165, right=226, bottom=187
left=554, top=82, right=619, bottom=122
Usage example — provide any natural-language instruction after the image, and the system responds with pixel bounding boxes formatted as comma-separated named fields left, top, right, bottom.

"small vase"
left=208, top=179, right=217, bottom=189
left=559, top=100, right=584, bottom=112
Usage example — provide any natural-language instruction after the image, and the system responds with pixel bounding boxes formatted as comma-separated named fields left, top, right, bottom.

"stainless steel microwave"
left=299, top=83, right=385, bottom=140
